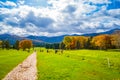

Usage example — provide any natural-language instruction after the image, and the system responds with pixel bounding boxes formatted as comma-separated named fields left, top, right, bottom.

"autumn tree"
left=62, top=34, right=120, bottom=50
left=19, top=40, right=33, bottom=51
left=63, top=36, right=89, bottom=49
left=91, top=35, right=111, bottom=50
left=111, top=34, right=120, bottom=49
left=70, top=37, right=77, bottom=49
left=63, top=36, right=72, bottom=49
left=63, top=36, right=77, bottom=49
left=79, top=36, right=88, bottom=49
left=0, top=41, right=2, bottom=48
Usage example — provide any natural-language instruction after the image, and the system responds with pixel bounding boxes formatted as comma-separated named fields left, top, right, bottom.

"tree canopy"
left=19, top=40, right=33, bottom=51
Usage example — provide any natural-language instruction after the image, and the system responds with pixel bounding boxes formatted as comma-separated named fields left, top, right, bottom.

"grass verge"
left=0, top=49, right=31, bottom=79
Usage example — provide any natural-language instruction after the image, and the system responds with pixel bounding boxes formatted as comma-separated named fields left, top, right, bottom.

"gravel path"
left=3, top=52, right=37, bottom=80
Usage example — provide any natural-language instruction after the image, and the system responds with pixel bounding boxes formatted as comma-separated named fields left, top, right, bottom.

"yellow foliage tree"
left=63, top=36, right=89, bottom=49
left=63, top=36, right=72, bottom=49
left=0, top=41, right=2, bottom=48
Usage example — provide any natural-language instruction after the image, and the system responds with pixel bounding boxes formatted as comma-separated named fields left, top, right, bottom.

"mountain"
left=0, top=34, right=25, bottom=44
left=0, top=28, right=120, bottom=44
left=0, top=34, right=43, bottom=45
left=81, top=28, right=120, bottom=36
left=112, top=29, right=120, bottom=35
left=27, top=28, right=120, bottom=43
left=26, top=35, right=65, bottom=43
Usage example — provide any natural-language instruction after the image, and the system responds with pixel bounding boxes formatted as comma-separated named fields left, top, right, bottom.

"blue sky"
left=0, top=0, right=120, bottom=36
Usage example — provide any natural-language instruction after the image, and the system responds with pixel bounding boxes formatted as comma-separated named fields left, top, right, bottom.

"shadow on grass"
left=107, top=49, right=120, bottom=52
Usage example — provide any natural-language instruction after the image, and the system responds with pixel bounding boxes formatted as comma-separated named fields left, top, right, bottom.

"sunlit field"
left=37, top=48, right=120, bottom=80
left=0, top=49, right=31, bottom=79
left=0, top=48, right=120, bottom=80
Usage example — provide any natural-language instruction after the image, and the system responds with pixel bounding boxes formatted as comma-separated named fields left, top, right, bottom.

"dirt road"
left=3, top=52, right=37, bottom=80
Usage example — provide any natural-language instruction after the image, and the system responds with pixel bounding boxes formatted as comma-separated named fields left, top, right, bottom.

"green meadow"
left=0, top=48, right=120, bottom=80
left=37, top=49, right=120, bottom=80
left=0, top=49, right=31, bottom=79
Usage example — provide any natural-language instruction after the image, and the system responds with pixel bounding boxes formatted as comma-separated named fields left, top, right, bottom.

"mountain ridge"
left=0, top=28, right=120, bottom=44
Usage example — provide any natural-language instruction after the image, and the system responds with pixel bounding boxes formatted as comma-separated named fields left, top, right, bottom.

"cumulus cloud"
left=107, top=9, right=120, bottom=18
left=0, top=0, right=120, bottom=36
left=0, top=1, right=17, bottom=7
left=88, top=0, right=110, bottom=4
left=18, top=0, right=25, bottom=5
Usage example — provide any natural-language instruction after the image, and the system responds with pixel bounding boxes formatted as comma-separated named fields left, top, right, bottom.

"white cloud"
left=18, top=0, right=25, bottom=5
left=96, top=29, right=105, bottom=33
left=107, top=9, right=120, bottom=18
left=0, top=1, right=17, bottom=7
left=88, top=0, right=111, bottom=4
left=0, top=0, right=120, bottom=36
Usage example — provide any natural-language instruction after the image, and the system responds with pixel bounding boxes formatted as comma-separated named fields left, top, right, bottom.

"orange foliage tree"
left=19, top=40, right=33, bottom=51
left=91, top=35, right=111, bottom=50
left=111, top=34, right=120, bottom=49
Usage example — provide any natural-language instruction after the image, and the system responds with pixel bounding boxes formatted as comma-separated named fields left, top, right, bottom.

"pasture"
left=0, top=48, right=120, bottom=80
left=37, top=49, right=120, bottom=80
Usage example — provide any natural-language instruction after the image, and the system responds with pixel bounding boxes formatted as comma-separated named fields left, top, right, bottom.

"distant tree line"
left=62, top=34, right=120, bottom=50
left=45, top=43, right=60, bottom=49
left=0, top=33, right=120, bottom=51
left=0, top=39, right=61, bottom=50
left=0, top=40, right=33, bottom=51
left=0, top=40, right=11, bottom=49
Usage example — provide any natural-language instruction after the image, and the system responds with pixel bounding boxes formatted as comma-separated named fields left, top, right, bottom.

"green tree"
left=59, top=42, right=65, bottom=49
left=75, top=40, right=80, bottom=49
left=5, top=40, right=10, bottom=50
left=53, top=43, right=60, bottom=49
left=85, top=37, right=92, bottom=49
left=1, top=40, right=5, bottom=49
left=1, top=40, right=10, bottom=50
left=14, top=40, right=20, bottom=50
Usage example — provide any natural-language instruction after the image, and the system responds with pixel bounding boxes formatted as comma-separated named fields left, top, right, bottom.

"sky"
left=0, top=0, right=120, bottom=37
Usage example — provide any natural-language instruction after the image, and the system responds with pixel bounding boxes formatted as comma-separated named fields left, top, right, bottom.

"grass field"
left=0, top=49, right=31, bottom=79
left=37, top=48, right=120, bottom=80
left=0, top=48, right=120, bottom=80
